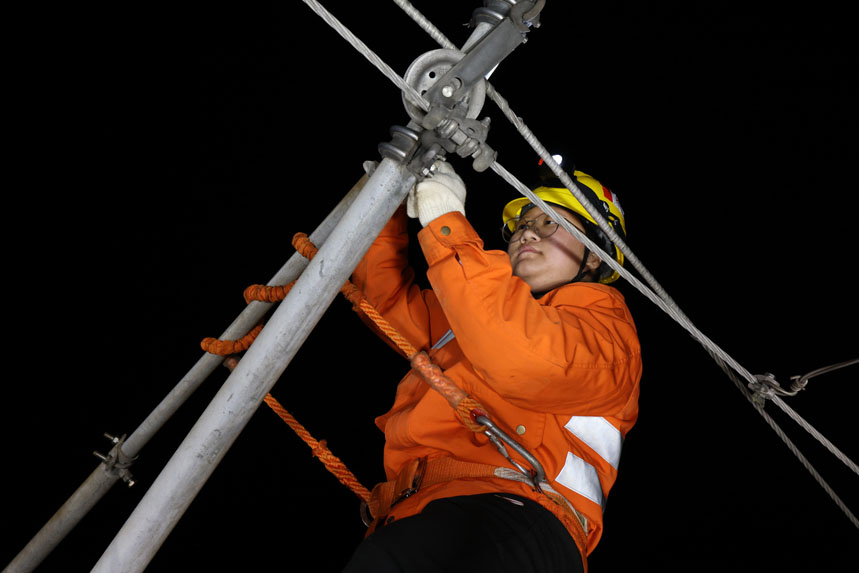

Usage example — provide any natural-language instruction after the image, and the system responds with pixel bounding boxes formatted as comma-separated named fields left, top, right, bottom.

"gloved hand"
left=406, top=160, right=466, bottom=227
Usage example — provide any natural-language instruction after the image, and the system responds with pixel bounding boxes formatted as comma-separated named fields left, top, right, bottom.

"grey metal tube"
left=3, top=174, right=368, bottom=573
left=3, top=466, right=118, bottom=573
left=91, top=158, right=415, bottom=573
left=123, top=172, right=368, bottom=458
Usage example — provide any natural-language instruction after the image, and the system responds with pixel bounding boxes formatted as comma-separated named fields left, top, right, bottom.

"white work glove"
left=406, top=160, right=466, bottom=227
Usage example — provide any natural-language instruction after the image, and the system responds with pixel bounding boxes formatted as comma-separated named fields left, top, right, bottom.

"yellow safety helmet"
left=502, top=170, right=626, bottom=284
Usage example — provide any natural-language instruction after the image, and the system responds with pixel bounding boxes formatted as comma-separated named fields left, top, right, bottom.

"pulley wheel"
left=402, top=48, right=487, bottom=123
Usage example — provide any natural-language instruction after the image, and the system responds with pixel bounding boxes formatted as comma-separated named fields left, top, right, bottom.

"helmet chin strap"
left=569, top=247, right=591, bottom=284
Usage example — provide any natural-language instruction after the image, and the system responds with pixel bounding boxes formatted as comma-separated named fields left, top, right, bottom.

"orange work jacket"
left=351, top=207, right=643, bottom=557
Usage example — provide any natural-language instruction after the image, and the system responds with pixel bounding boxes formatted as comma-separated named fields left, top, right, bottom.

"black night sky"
left=4, top=2, right=857, bottom=571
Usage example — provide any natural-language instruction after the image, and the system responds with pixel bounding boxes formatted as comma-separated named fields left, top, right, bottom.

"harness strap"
left=366, top=456, right=589, bottom=553
left=367, top=457, right=495, bottom=519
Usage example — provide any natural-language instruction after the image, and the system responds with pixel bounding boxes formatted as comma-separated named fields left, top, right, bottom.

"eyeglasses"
left=501, top=213, right=563, bottom=243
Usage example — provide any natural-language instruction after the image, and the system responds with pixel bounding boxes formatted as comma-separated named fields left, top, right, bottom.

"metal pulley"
left=401, top=49, right=495, bottom=172
left=397, top=2, right=544, bottom=172
left=402, top=48, right=487, bottom=123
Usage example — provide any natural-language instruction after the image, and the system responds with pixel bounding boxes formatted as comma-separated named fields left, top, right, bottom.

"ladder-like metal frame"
left=5, top=3, right=542, bottom=571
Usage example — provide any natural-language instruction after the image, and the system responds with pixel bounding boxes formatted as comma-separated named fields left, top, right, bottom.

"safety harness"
left=203, top=233, right=589, bottom=553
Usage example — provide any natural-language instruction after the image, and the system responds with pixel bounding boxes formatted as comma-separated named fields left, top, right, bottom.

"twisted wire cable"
left=299, top=0, right=857, bottom=527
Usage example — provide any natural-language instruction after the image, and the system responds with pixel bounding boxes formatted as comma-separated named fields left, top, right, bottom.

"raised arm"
left=351, top=206, right=436, bottom=353
left=417, top=211, right=642, bottom=415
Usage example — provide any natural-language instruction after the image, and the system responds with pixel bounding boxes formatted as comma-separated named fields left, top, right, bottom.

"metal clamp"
left=749, top=359, right=858, bottom=402
left=93, top=433, right=137, bottom=487
left=390, top=456, right=428, bottom=508
left=418, top=114, right=497, bottom=172
left=396, top=0, right=546, bottom=173
left=422, top=1, right=540, bottom=111
left=399, top=47, right=496, bottom=172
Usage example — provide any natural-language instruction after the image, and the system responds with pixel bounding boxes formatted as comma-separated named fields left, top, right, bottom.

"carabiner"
left=473, top=413, right=546, bottom=492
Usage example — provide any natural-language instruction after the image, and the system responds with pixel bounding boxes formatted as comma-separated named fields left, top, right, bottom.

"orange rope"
left=219, top=357, right=371, bottom=503
left=409, top=352, right=486, bottom=432
left=200, top=324, right=263, bottom=355
left=281, top=234, right=486, bottom=430
left=243, top=282, right=294, bottom=304
left=200, top=232, right=491, bottom=503
left=262, top=393, right=372, bottom=503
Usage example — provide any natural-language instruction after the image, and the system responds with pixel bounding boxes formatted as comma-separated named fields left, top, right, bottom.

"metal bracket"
left=402, top=49, right=487, bottom=124
left=395, top=1, right=542, bottom=173
left=378, top=123, right=449, bottom=182
left=423, top=1, right=540, bottom=110
left=400, top=48, right=495, bottom=172
left=93, top=433, right=137, bottom=487
left=378, top=124, right=422, bottom=164
left=418, top=114, right=496, bottom=172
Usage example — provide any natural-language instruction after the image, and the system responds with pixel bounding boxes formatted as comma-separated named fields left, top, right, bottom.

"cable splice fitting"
left=748, top=373, right=780, bottom=406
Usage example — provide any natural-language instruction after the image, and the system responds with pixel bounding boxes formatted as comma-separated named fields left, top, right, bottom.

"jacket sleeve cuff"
left=417, top=211, right=483, bottom=265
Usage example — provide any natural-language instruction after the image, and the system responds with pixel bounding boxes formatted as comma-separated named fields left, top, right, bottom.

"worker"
left=342, top=157, right=642, bottom=572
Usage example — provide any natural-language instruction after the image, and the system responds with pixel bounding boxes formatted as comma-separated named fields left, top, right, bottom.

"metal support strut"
left=90, top=157, right=419, bottom=573
left=6, top=3, right=545, bottom=571
left=3, top=180, right=367, bottom=573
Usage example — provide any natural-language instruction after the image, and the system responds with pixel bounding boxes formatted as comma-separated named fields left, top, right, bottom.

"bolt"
left=440, top=77, right=462, bottom=99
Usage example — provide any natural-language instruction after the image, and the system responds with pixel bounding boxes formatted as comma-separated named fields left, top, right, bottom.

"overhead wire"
left=387, top=0, right=859, bottom=515
left=298, top=0, right=857, bottom=528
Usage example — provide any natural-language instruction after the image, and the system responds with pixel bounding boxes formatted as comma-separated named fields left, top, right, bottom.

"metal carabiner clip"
left=472, top=413, right=546, bottom=493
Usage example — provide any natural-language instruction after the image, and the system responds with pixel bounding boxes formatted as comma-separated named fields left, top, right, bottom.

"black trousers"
left=342, top=493, right=584, bottom=572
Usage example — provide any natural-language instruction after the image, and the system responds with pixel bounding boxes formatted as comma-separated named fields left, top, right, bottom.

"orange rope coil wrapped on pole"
left=200, top=324, right=264, bottom=355
left=243, top=283, right=294, bottom=304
